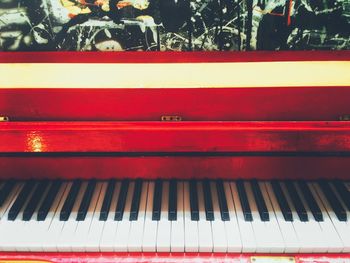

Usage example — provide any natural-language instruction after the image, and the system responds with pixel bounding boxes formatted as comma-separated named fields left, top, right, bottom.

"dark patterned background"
left=0, top=0, right=349, bottom=51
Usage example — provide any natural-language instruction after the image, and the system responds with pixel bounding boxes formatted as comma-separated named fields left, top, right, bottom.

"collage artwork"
left=0, top=0, right=349, bottom=51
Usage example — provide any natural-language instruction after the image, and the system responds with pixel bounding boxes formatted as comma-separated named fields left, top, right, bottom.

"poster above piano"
left=0, top=0, right=349, bottom=51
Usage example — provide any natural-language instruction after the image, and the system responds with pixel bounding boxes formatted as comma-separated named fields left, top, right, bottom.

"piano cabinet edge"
left=0, top=156, right=349, bottom=180
left=0, top=252, right=349, bottom=263
left=1, top=50, right=350, bottom=63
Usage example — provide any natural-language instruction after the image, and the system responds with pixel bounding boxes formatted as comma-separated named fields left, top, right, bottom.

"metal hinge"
left=251, top=256, right=295, bottom=263
left=0, top=116, right=9, bottom=122
left=161, top=115, right=182, bottom=121
left=339, top=115, right=350, bottom=121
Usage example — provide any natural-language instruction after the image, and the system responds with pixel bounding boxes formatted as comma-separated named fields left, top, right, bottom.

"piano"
left=0, top=51, right=349, bottom=263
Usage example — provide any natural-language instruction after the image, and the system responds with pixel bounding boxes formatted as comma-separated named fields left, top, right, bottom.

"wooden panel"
left=1, top=121, right=350, bottom=153
left=0, top=156, right=349, bottom=180
left=1, top=87, right=350, bottom=121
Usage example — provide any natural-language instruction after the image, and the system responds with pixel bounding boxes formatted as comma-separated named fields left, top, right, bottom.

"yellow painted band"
left=0, top=61, right=349, bottom=88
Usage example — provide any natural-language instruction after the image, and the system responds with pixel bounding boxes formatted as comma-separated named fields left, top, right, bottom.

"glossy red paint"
left=1, top=51, right=349, bottom=63
left=1, top=87, right=350, bottom=121
left=1, top=121, right=350, bottom=153
left=0, top=252, right=349, bottom=263
left=0, top=156, right=349, bottom=180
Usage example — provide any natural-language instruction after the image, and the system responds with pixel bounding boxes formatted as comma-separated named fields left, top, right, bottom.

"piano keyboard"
left=0, top=179, right=349, bottom=253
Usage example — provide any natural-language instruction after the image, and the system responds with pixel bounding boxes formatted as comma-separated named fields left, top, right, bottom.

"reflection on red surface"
left=26, top=132, right=45, bottom=152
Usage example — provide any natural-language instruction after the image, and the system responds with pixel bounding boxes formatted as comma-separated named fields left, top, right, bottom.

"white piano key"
left=223, top=182, right=242, bottom=252
left=57, top=181, right=88, bottom=252
left=9, top=182, right=40, bottom=252
left=210, top=181, right=227, bottom=253
left=156, top=181, right=171, bottom=252
left=184, top=181, right=199, bottom=252
left=308, top=183, right=344, bottom=253
left=264, top=182, right=300, bottom=253
left=5, top=182, right=37, bottom=252
left=71, top=182, right=103, bottom=252
left=289, top=182, right=326, bottom=253
left=114, top=181, right=134, bottom=252
left=83, top=181, right=107, bottom=252
left=257, top=182, right=285, bottom=253
left=197, top=181, right=213, bottom=252
left=0, top=182, right=24, bottom=251
left=244, top=181, right=272, bottom=253
left=142, top=181, right=157, bottom=252
left=0, top=215, right=23, bottom=251
left=128, top=181, right=148, bottom=252
left=282, top=181, right=317, bottom=253
left=99, top=181, right=120, bottom=252
left=21, top=182, right=53, bottom=252
left=99, top=219, right=119, bottom=252
left=43, top=182, right=72, bottom=252
left=31, top=182, right=68, bottom=252
left=170, top=181, right=185, bottom=252
left=328, top=182, right=350, bottom=252
left=229, top=181, right=256, bottom=252
left=0, top=218, right=18, bottom=252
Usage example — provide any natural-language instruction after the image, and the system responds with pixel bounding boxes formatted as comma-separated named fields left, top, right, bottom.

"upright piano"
left=0, top=51, right=349, bottom=263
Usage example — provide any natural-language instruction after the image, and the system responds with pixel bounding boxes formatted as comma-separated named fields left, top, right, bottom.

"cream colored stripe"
left=0, top=61, right=349, bottom=88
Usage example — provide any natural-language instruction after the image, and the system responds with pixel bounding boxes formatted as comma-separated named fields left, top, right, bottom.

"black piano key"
left=0, top=180, right=16, bottom=207
left=251, top=180, right=269, bottom=221
left=333, top=180, right=350, bottom=211
left=152, top=179, right=163, bottom=221
left=60, top=179, right=82, bottom=221
left=168, top=179, right=177, bottom=221
left=77, top=179, right=96, bottom=221
left=203, top=179, right=214, bottom=221
left=37, top=180, right=63, bottom=221
left=271, top=180, right=293, bottom=222
left=318, top=180, right=347, bottom=221
left=298, top=181, right=323, bottom=222
left=8, top=180, right=36, bottom=221
left=99, top=179, right=115, bottom=221
left=23, top=180, right=49, bottom=221
left=216, top=179, right=230, bottom=221
left=285, top=181, right=308, bottom=222
left=115, top=179, right=129, bottom=221
left=189, top=179, right=199, bottom=221
left=130, top=179, right=143, bottom=221
left=236, top=180, right=252, bottom=221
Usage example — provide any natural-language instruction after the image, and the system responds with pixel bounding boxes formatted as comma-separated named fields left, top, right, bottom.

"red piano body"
left=0, top=51, right=349, bottom=262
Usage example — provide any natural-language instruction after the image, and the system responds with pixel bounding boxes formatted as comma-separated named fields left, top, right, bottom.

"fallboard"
left=0, top=120, right=350, bottom=180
